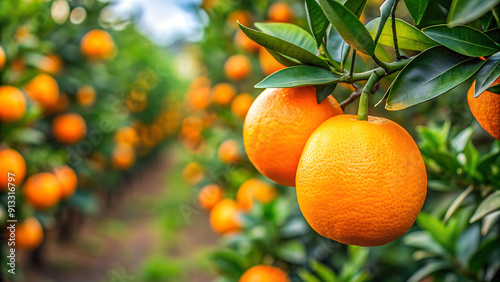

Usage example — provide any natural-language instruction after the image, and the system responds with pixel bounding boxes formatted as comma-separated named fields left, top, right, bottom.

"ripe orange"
left=212, top=83, right=236, bottom=105
left=198, top=184, right=225, bottom=210
left=227, top=10, right=252, bottom=28
left=0, top=148, right=26, bottom=190
left=240, top=265, right=290, bottom=282
left=185, top=76, right=212, bottom=111
left=76, top=85, right=96, bottom=107
left=114, top=126, right=140, bottom=147
left=0, top=86, right=26, bottom=122
left=258, top=47, right=286, bottom=76
left=231, top=93, right=254, bottom=119
left=112, top=143, right=135, bottom=170
left=468, top=79, right=500, bottom=140
left=24, top=172, right=61, bottom=210
left=224, top=55, right=252, bottom=81
left=54, top=165, right=78, bottom=199
left=235, top=30, right=260, bottom=53
left=182, top=162, right=204, bottom=185
left=0, top=46, right=5, bottom=70
left=267, top=2, right=294, bottom=23
left=243, top=87, right=342, bottom=187
left=296, top=114, right=427, bottom=246
left=37, top=54, right=63, bottom=75
left=15, top=217, right=44, bottom=250
left=210, top=199, right=241, bottom=234
left=80, top=29, right=116, bottom=59
left=24, top=73, right=59, bottom=109
left=236, top=179, right=278, bottom=211
left=52, top=113, right=87, bottom=144
left=218, top=139, right=241, bottom=164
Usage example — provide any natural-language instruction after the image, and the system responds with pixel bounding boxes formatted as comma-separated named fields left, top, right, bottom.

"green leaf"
left=255, top=65, right=341, bottom=88
left=444, top=186, right=473, bottom=223
left=481, top=210, right=500, bottom=235
left=299, top=270, right=322, bottom=282
left=475, top=53, right=500, bottom=97
left=448, top=0, right=500, bottom=27
left=209, top=249, right=246, bottom=278
left=404, top=231, right=448, bottom=257
left=274, top=240, right=307, bottom=264
left=374, top=0, right=396, bottom=45
left=470, top=191, right=500, bottom=223
left=316, top=83, right=337, bottom=103
left=267, top=49, right=301, bottom=67
left=423, top=25, right=500, bottom=57
left=255, top=22, right=318, bottom=54
left=386, top=47, right=485, bottom=111
left=404, top=0, right=429, bottom=25
left=311, top=260, right=338, bottom=282
left=417, top=213, right=452, bottom=251
left=485, top=28, right=500, bottom=42
left=239, top=23, right=329, bottom=69
left=469, top=236, right=500, bottom=271
left=343, top=0, right=368, bottom=18
left=326, top=26, right=350, bottom=65
left=456, top=225, right=480, bottom=266
left=407, top=261, right=453, bottom=282
left=365, top=18, right=439, bottom=51
left=305, top=0, right=329, bottom=47
left=451, top=126, right=474, bottom=152
left=318, top=0, right=375, bottom=55
left=486, top=83, right=500, bottom=94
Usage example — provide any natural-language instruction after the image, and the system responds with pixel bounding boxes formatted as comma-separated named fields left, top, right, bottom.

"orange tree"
left=189, top=0, right=500, bottom=281
left=0, top=0, right=181, bottom=276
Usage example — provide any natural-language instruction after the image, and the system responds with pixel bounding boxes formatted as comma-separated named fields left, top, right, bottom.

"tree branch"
left=391, top=0, right=401, bottom=60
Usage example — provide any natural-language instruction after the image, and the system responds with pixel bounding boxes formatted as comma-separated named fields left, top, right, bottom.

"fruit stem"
left=357, top=72, right=378, bottom=121
left=391, top=0, right=402, bottom=60
left=347, top=56, right=411, bottom=83
left=349, top=50, right=356, bottom=78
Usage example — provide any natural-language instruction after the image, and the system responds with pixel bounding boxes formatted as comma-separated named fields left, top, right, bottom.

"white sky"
left=109, top=0, right=207, bottom=45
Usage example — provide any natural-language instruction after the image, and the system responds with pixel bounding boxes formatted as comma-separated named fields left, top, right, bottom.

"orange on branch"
left=211, top=83, right=236, bottom=106
left=24, top=172, right=61, bottom=210
left=236, top=179, right=277, bottom=211
left=24, top=73, right=59, bottom=109
left=76, top=85, right=96, bottom=107
left=52, top=113, right=87, bottom=144
left=0, top=148, right=26, bottom=190
left=210, top=199, right=241, bottom=234
left=54, top=165, right=77, bottom=199
left=240, top=265, right=290, bottom=282
left=198, top=184, right=225, bottom=210
left=15, top=217, right=44, bottom=250
left=218, top=139, right=241, bottom=164
left=468, top=79, right=500, bottom=140
left=231, top=93, right=253, bottom=119
left=112, top=143, right=135, bottom=170
left=0, top=86, right=26, bottom=122
left=224, top=55, right=252, bottom=81
left=80, top=29, right=116, bottom=59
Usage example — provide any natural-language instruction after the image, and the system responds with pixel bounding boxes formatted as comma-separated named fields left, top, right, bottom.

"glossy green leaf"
left=366, top=18, right=439, bottom=51
left=305, top=0, right=329, bottom=47
left=451, top=126, right=474, bottom=152
left=318, top=0, right=375, bottom=55
left=476, top=53, right=500, bottom=97
left=274, top=240, right=307, bottom=264
left=255, top=65, right=341, bottom=88
left=444, top=186, right=473, bottom=223
left=448, top=0, right=500, bottom=27
left=267, top=49, right=301, bottom=67
left=423, top=25, right=500, bottom=57
left=404, top=0, right=429, bottom=25
left=469, top=236, right=500, bottom=271
left=416, top=213, right=452, bottom=251
left=481, top=210, right=500, bottom=235
left=386, top=47, right=485, bottom=111
left=326, top=26, right=350, bottom=65
left=408, top=261, right=452, bottom=282
left=485, top=28, right=500, bottom=42
left=310, top=260, right=338, bottom=282
left=404, top=231, right=448, bottom=257
left=374, top=0, right=396, bottom=45
left=239, top=23, right=329, bottom=69
left=470, top=190, right=500, bottom=223
left=343, top=0, right=367, bottom=18
left=486, top=83, right=500, bottom=94
left=456, top=225, right=480, bottom=268
left=255, top=22, right=318, bottom=54
left=316, top=83, right=337, bottom=103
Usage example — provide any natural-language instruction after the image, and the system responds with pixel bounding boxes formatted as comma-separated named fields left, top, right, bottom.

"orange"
left=12, top=57, right=25, bottom=72
left=268, top=2, right=294, bottom=23
left=227, top=10, right=252, bottom=28
left=182, top=162, right=204, bottom=185
left=0, top=46, right=5, bottom=70
left=259, top=47, right=286, bottom=76
left=212, top=83, right=236, bottom=106
left=0, top=86, right=26, bottom=122
left=37, top=54, right=63, bottom=75
left=468, top=79, right=500, bottom=140
left=15, top=217, right=44, bottom=250
left=54, top=165, right=77, bottom=199
left=236, top=179, right=278, bottom=211
left=112, top=143, right=135, bottom=170
left=231, top=93, right=254, bottom=119
left=52, top=113, right=87, bottom=144
left=0, top=148, right=26, bottom=190
left=218, top=139, right=241, bottom=164
left=80, top=29, right=116, bottom=59
left=181, top=116, right=204, bottom=145
left=24, top=73, right=60, bottom=109
left=210, top=199, right=241, bottom=234
left=76, top=85, right=96, bottom=107
left=24, top=172, right=61, bottom=210
left=185, top=76, right=211, bottom=111
left=198, top=184, right=225, bottom=210
left=224, top=55, right=252, bottom=81
left=240, top=265, right=290, bottom=282
left=114, top=126, right=140, bottom=147
left=235, top=30, right=260, bottom=53
left=296, top=114, right=427, bottom=246
left=243, top=87, right=342, bottom=187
